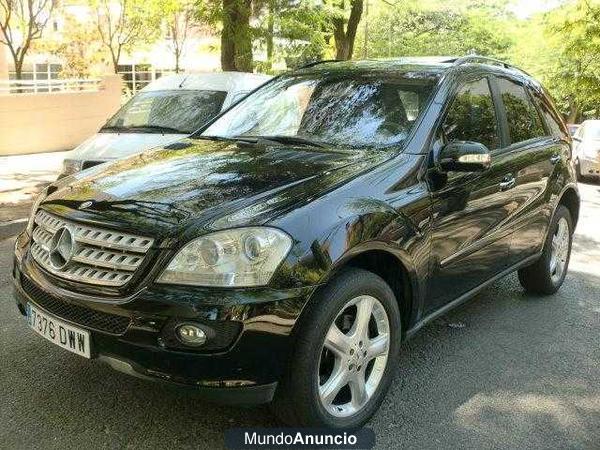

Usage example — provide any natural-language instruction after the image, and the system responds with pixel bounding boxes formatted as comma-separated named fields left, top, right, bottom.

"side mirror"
left=438, top=141, right=491, bottom=172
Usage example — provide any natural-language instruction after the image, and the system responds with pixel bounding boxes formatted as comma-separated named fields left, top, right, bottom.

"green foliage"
left=257, top=0, right=332, bottom=71
left=92, top=0, right=163, bottom=73
left=361, top=0, right=512, bottom=59
left=36, top=16, right=105, bottom=78
left=508, top=0, right=600, bottom=121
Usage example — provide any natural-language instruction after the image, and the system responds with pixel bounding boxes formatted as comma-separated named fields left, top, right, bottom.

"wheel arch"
left=557, top=185, right=580, bottom=227
left=320, top=245, right=420, bottom=339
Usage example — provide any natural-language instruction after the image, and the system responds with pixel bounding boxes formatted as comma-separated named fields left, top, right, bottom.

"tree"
left=509, top=0, right=600, bottom=121
left=166, top=0, right=199, bottom=73
left=37, top=15, right=105, bottom=78
left=93, top=0, right=162, bottom=74
left=328, top=0, right=364, bottom=60
left=253, top=0, right=329, bottom=71
left=0, top=0, right=56, bottom=79
left=545, top=0, right=600, bottom=121
left=362, top=1, right=512, bottom=59
left=220, top=0, right=253, bottom=71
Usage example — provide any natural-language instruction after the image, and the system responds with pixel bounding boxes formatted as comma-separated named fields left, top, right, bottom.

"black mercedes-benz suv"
left=13, top=56, right=579, bottom=428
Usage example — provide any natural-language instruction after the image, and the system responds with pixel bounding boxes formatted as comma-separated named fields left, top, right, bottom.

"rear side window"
left=532, top=90, right=569, bottom=139
left=442, top=78, right=500, bottom=150
left=497, top=78, right=545, bottom=144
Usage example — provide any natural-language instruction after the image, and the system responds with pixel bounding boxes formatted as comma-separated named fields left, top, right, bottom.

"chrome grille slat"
left=30, top=210, right=154, bottom=287
left=72, top=247, right=142, bottom=271
left=35, top=209, right=153, bottom=253
left=32, top=226, right=53, bottom=251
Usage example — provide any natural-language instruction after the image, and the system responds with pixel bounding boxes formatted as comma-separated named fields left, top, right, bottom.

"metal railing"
left=0, top=78, right=103, bottom=94
left=118, top=68, right=178, bottom=97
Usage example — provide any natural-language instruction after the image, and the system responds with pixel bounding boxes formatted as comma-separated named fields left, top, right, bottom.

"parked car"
left=567, top=123, right=580, bottom=137
left=14, top=57, right=579, bottom=429
left=572, top=119, right=600, bottom=181
left=58, top=72, right=271, bottom=178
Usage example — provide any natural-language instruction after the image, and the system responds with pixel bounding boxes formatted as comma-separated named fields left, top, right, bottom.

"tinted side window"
left=442, top=78, right=500, bottom=150
left=531, top=89, right=567, bottom=139
left=498, top=78, right=545, bottom=144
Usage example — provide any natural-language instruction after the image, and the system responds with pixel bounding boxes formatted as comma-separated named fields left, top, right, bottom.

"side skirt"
left=405, top=253, right=541, bottom=340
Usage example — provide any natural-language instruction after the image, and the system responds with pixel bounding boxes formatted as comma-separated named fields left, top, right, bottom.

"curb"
left=0, top=218, right=27, bottom=241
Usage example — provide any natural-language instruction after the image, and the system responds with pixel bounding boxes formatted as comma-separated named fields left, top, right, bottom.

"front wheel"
left=272, top=268, right=401, bottom=428
left=518, top=205, right=573, bottom=295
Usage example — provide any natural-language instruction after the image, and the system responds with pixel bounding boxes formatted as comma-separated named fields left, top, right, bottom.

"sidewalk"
left=0, top=151, right=68, bottom=239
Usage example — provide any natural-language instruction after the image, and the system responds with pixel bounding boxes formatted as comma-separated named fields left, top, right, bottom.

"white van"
left=59, top=72, right=271, bottom=178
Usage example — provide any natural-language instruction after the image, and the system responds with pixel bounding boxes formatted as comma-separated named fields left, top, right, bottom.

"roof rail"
left=296, top=59, right=342, bottom=70
left=445, top=55, right=531, bottom=76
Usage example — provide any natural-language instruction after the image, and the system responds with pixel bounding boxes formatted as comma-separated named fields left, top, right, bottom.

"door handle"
left=499, top=176, right=516, bottom=191
left=550, top=154, right=561, bottom=164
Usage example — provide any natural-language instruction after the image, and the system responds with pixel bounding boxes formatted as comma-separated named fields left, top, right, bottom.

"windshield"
left=202, top=74, right=437, bottom=148
left=103, top=90, right=227, bottom=134
left=584, top=125, right=600, bottom=140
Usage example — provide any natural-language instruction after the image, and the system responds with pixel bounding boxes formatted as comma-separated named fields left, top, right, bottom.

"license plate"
left=26, top=303, right=91, bottom=358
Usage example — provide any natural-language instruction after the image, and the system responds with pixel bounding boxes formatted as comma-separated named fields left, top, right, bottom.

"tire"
left=271, top=268, right=401, bottom=428
left=518, top=205, right=573, bottom=295
left=575, top=159, right=585, bottom=182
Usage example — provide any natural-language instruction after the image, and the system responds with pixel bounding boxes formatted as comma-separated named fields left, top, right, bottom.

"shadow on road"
left=2, top=268, right=598, bottom=449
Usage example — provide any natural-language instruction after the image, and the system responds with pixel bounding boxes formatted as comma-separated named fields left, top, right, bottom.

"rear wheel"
left=518, top=205, right=573, bottom=295
left=272, top=268, right=401, bottom=428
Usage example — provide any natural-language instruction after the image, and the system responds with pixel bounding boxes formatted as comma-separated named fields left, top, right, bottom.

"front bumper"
left=13, top=233, right=315, bottom=404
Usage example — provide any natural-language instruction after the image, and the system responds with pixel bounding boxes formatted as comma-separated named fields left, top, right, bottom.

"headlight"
left=61, top=159, right=83, bottom=177
left=157, top=227, right=292, bottom=287
left=26, top=190, right=47, bottom=234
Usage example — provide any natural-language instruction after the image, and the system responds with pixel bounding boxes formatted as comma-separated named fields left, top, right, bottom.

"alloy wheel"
left=550, top=217, right=570, bottom=284
left=317, top=295, right=390, bottom=418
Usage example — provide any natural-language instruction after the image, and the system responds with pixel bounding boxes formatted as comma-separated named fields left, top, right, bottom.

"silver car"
left=573, top=119, right=600, bottom=181
left=59, top=72, right=271, bottom=178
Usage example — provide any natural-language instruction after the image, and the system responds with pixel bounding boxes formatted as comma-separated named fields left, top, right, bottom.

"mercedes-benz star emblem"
left=48, top=226, right=77, bottom=270
left=79, top=201, right=93, bottom=210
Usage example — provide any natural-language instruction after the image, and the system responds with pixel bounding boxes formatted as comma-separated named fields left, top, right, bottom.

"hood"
left=70, top=132, right=187, bottom=161
left=42, top=139, right=396, bottom=241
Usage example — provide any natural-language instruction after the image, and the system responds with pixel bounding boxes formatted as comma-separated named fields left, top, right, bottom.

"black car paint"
left=13, top=60, right=579, bottom=402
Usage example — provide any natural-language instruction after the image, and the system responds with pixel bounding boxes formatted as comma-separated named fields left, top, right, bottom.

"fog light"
left=176, top=324, right=207, bottom=346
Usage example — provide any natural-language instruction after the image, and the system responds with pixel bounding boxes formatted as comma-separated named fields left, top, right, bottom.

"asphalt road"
left=1, top=183, right=599, bottom=450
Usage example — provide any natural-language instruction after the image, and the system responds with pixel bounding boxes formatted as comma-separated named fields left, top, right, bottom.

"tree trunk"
left=567, top=96, right=580, bottom=123
left=109, top=48, right=119, bottom=74
left=13, top=57, right=23, bottom=80
left=266, top=1, right=274, bottom=71
left=221, top=0, right=253, bottom=72
left=333, top=0, right=363, bottom=61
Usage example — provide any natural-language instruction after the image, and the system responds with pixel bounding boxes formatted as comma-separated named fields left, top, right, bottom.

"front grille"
left=21, top=276, right=131, bottom=335
left=30, top=209, right=154, bottom=287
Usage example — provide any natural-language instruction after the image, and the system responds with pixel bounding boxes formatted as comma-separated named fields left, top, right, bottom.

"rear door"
left=491, top=77, right=564, bottom=264
left=427, top=75, right=515, bottom=312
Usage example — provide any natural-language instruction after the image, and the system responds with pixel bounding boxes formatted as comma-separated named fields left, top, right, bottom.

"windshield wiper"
left=197, top=134, right=326, bottom=148
left=241, top=135, right=326, bottom=148
left=100, top=125, right=131, bottom=133
left=129, top=125, right=186, bottom=134
left=196, top=135, right=253, bottom=143
left=100, top=125, right=186, bottom=134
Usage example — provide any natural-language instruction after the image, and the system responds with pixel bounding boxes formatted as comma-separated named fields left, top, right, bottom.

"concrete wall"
left=0, top=75, right=122, bottom=155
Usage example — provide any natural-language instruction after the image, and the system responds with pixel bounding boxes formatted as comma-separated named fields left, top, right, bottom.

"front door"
left=426, top=76, right=515, bottom=313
